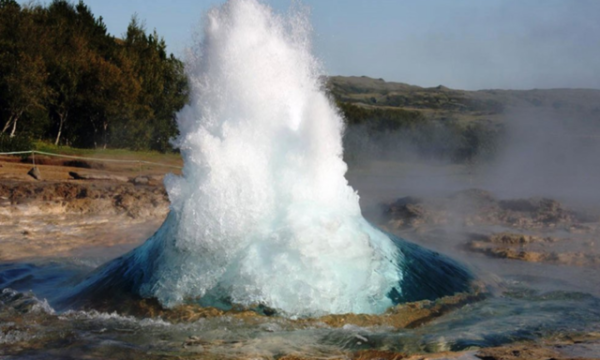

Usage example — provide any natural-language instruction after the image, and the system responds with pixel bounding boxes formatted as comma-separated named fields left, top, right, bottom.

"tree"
left=43, top=0, right=87, bottom=145
left=111, top=17, right=188, bottom=151
left=81, top=48, right=141, bottom=148
left=0, top=1, right=189, bottom=150
left=0, top=1, right=50, bottom=137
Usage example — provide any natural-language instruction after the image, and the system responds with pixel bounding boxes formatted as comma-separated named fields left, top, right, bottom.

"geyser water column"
left=160, top=0, right=403, bottom=315
left=72, top=0, right=407, bottom=317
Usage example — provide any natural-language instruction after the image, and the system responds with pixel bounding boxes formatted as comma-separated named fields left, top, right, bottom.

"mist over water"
left=119, top=0, right=402, bottom=317
left=346, top=102, right=600, bottom=208
left=485, top=107, right=600, bottom=204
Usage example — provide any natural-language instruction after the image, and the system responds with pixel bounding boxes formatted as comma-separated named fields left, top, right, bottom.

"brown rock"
left=131, top=175, right=149, bottom=185
left=27, top=166, right=41, bottom=180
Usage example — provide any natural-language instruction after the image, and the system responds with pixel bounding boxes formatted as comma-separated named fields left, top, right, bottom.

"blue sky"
left=19, top=0, right=600, bottom=90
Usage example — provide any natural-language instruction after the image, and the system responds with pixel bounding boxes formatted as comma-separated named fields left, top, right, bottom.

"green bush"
left=0, top=133, right=33, bottom=152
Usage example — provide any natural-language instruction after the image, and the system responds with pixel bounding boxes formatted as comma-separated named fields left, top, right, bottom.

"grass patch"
left=33, top=141, right=182, bottom=165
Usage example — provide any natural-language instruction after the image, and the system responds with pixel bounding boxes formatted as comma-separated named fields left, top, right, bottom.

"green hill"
left=328, top=76, right=600, bottom=164
left=328, top=75, right=600, bottom=123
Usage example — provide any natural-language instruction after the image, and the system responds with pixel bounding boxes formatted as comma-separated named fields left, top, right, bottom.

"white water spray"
left=126, top=0, right=403, bottom=317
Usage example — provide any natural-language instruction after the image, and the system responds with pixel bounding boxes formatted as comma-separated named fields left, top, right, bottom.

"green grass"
left=33, top=140, right=182, bottom=165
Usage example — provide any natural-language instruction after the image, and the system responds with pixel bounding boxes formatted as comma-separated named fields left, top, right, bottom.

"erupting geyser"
left=147, top=0, right=402, bottom=316
left=71, top=0, right=472, bottom=317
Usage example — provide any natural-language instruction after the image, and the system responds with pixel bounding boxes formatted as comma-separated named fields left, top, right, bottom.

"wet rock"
left=126, top=290, right=484, bottom=330
left=387, top=197, right=431, bottom=228
left=388, top=197, right=426, bottom=218
left=313, top=291, right=485, bottom=329
left=487, top=233, right=547, bottom=245
left=465, top=231, right=600, bottom=268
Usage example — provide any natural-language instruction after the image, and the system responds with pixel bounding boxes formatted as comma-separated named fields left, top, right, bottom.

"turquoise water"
left=1, top=234, right=600, bottom=359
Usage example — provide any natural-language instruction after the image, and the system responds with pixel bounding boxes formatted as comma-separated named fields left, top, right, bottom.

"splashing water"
left=146, top=0, right=402, bottom=316
left=74, top=0, right=404, bottom=317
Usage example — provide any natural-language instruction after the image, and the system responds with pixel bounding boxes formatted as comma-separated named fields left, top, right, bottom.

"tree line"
left=0, top=0, right=188, bottom=152
left=0, top=0, right=498, bottom=162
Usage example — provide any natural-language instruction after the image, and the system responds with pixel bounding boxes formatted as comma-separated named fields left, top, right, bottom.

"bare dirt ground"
left=0, top=157, right=174, bottom=261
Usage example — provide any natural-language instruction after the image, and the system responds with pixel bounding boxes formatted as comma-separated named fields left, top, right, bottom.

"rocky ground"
left=1, top=159, right=600, bottom=359
left=372, top=189, right=600, bottom=359
left=383, top=188, right=600, bottom=269
left=0, top=159, right=170, bottom=261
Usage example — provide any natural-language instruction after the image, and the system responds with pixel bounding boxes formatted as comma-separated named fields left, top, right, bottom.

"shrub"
left=0, top=134, right=33, bottom=153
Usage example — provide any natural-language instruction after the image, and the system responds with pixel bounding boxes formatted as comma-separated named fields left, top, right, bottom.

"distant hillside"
left=328, top=75, right=600, bottom=124
left=328, top=76, right=600, bottom=164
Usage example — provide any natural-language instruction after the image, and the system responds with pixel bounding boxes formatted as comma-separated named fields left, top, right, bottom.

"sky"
left=19, top=0, right=600, bottom=90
